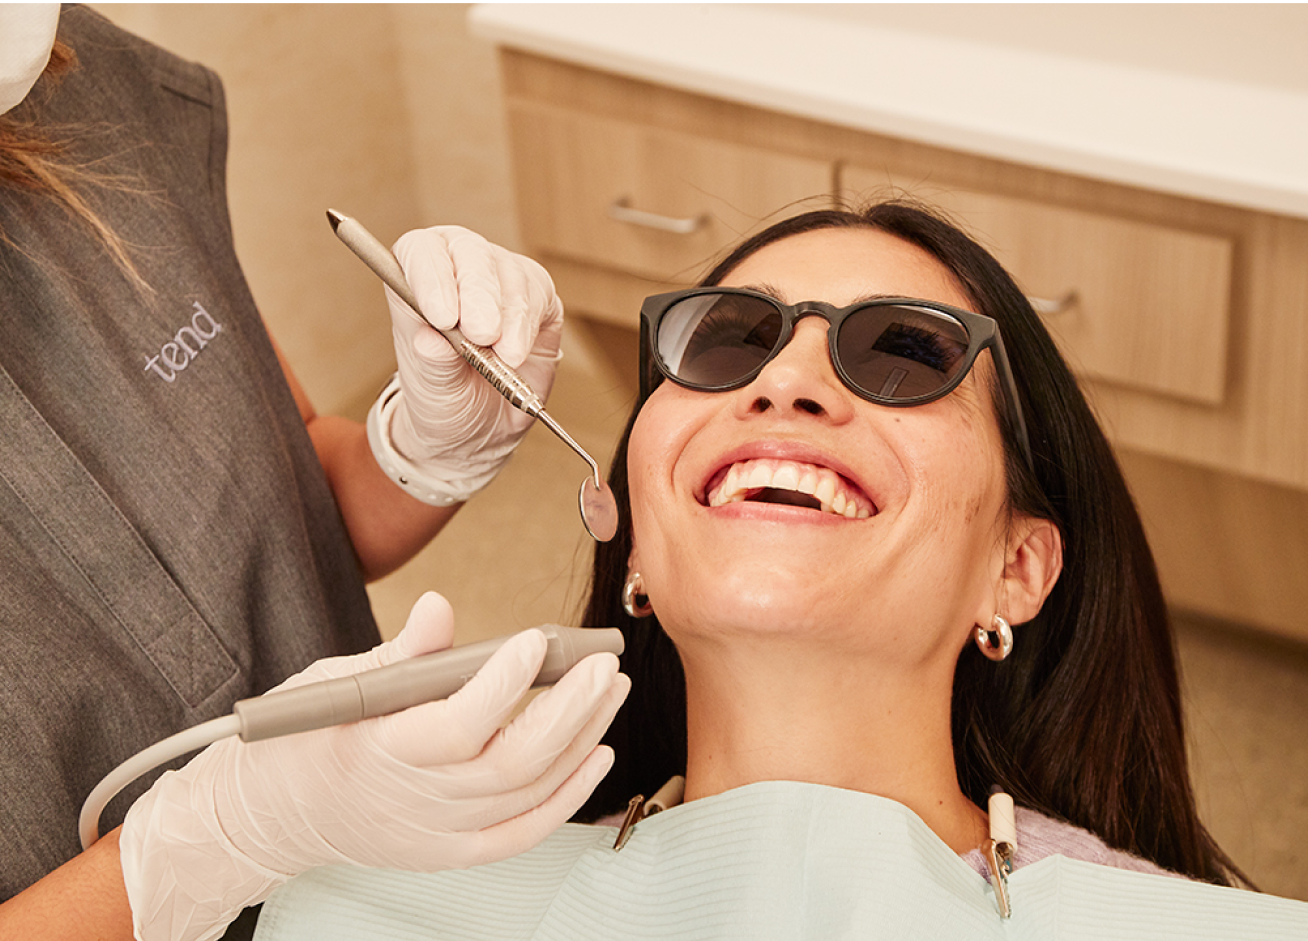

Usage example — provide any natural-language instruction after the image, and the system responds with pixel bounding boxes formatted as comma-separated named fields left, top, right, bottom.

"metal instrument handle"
left=456, top=341, right=545, bottom=416
left=328, top=210, right=545, bottom=415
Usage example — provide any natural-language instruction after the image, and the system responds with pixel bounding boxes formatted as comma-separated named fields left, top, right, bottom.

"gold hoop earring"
left=975, top=614, right=1013, bottom=662
left=622, top=570, right=654, bottom=619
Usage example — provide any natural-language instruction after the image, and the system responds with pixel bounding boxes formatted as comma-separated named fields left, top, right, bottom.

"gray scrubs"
left=0, top=5, right=380, bottom=931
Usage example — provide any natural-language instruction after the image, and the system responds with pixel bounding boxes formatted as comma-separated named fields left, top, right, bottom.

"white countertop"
left=471, top=4, right=1308, bottom=221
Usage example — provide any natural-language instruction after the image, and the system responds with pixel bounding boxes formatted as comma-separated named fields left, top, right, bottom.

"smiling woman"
left=250, top=201, right=1296, bottom=941
left=579, top=201, right=1242, bottom=883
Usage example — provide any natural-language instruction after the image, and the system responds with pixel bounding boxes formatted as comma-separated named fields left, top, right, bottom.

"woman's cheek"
left=625, top=405, right=672, bottom=571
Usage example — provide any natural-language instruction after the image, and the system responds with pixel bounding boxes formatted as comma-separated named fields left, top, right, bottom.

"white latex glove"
left=386, top=226, right=564, bottom=503
left=119, top=592, right=628, bottom=941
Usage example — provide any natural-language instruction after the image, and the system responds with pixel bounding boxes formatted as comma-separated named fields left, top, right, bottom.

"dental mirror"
left=580, top=471, right=619, bottom=543
left=531, top=407, right=618, bottom=542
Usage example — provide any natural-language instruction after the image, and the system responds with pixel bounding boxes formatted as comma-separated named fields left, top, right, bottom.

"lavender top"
left=960, top=805, right=1176, bottom=879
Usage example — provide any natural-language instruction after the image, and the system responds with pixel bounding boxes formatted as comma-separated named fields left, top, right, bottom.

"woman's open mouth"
left=702, top=458, right=876, bottom=519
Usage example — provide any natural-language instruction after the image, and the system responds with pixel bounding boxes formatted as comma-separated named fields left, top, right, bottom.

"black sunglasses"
left=639, top=287, right=1033, bottom=471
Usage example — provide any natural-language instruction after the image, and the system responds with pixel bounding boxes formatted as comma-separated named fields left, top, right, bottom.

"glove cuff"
left=120, top=760, right=288, bottom=941
left=366, top=375, right=487, bottom=506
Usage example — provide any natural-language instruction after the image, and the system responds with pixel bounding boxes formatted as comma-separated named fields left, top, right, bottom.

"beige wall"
left=93, top=3, right=516, bottom=417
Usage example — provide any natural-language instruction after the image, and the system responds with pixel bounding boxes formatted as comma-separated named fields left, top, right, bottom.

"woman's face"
left=627, top=227, right=1016, bottom=668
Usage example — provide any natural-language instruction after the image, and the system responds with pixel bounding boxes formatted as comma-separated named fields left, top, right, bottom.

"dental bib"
left=255, top=781, right=1307, bottom=940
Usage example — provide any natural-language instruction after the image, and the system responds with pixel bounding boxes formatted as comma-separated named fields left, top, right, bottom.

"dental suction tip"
left=326, top=209, right=346, bottom=231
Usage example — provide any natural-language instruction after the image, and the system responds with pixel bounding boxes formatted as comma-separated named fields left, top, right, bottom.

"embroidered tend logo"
left=144, top=302, right=223, bottom=383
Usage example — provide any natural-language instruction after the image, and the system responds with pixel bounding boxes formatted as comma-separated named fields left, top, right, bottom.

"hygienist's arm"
left=0, top=827, right=134, bottom=940
left=279, top=351, right=458, bottom=582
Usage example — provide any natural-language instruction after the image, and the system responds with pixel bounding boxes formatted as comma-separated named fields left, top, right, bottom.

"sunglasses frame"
left=639, top=287, right=1033, bottom=472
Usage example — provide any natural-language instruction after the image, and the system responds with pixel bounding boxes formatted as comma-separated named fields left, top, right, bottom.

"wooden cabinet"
left=500, top=53, right=845, bottom=331
left=498, top=49, right=1308, bottom=639
left=842, top=171, right=1235, bottom=407
left=509, top=106, right=831, bottom=296
left=500, top=51, right=1308, bottom=487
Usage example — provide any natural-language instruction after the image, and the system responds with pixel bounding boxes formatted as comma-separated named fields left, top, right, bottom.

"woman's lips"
left=702, top=457, right=876, bottom=519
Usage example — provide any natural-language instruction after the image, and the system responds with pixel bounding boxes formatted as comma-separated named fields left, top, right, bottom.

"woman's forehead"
left=719, top=227, right=972, bottom=311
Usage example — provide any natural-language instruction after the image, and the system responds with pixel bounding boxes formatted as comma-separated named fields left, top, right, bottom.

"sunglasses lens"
left=656, top=292, right=784, bottom=388
left=836, top=305, right=970, bottom=400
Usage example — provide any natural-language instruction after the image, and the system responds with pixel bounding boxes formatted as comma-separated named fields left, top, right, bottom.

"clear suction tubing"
left=326, top=209, right=619, bottom=542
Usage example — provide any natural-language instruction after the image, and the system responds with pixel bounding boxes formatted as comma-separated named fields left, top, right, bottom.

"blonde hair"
left=0, top=40, right=152, bottom=294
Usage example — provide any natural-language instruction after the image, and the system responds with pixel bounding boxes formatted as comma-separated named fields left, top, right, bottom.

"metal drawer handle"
left=608, top=198, right=707, bottom=235
left=1028, top=291, right=1079, bottom=316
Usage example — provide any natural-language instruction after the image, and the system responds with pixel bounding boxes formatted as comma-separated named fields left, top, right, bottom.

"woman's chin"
left=658, top=572, right=848, bottom=640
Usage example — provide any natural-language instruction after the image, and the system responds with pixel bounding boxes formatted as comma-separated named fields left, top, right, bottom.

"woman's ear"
left=997, top=516, right=1063, bottom=625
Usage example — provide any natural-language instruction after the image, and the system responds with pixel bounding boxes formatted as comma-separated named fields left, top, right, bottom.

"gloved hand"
left=386, top=226, right=565, bottom=503
left=119, top=592, right=628, bottom=941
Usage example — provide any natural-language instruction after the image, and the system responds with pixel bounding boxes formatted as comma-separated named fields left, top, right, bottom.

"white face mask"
left=1, top=4, right=61, bottom=117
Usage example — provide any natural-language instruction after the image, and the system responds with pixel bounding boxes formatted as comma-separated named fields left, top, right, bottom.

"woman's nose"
left=734, top=316, right=855, bottom=422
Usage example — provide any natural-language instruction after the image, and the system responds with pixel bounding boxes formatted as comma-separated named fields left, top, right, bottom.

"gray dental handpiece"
left=79, top=626, right=624, bottom=848
left=233, top=626, right=625, bottom=741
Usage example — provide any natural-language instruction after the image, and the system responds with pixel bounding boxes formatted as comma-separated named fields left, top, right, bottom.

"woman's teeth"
left=706, top=458, right=874, bottom=519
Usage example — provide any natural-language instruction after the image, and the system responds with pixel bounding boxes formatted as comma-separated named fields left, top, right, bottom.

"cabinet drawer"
left=508, top=104, right=833, bottom=285
left=843, top=167, right=1235, bottom=406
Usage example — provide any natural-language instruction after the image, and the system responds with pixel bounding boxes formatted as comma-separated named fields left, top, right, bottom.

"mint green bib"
left=255, top=781, right=1308, bottom=940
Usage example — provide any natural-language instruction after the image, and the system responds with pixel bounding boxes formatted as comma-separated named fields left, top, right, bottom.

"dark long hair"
left=578, top=200, right=1244, bottom=886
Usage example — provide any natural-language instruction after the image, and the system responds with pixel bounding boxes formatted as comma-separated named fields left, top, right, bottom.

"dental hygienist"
left=0, top=6, right=628, bottom=941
